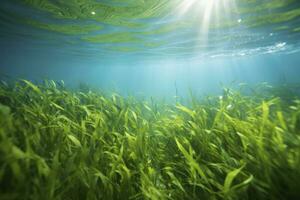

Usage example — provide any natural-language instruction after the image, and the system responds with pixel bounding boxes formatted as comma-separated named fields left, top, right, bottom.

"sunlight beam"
left=174, top=0, right=239, bottom=54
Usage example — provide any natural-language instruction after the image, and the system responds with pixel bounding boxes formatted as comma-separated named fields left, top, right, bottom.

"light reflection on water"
left=0, top=0, right=300, bottom=98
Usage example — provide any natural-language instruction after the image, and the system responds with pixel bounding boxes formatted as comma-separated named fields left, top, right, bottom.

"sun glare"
left=174, top=0, right=238, bottom=52
left=177, top=0, right=237, bottom=30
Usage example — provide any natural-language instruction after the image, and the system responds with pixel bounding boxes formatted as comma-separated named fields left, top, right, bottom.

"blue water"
left=1, top=0, right=300, bottom=99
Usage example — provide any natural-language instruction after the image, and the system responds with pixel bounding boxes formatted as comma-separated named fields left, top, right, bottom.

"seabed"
left=0, top=80, right=299, bottom=199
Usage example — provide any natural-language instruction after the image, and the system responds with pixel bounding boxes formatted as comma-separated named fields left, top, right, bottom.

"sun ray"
left=172, top=0, right=239, bottom=56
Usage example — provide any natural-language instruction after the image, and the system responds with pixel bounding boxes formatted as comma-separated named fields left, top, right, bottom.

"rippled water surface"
left=1, top=0, right=300, bottom=58
left=0, top=0, right=300, bottom=96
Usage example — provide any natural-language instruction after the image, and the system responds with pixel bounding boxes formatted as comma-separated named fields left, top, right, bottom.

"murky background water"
left=1, top=0, right=300, bottom=98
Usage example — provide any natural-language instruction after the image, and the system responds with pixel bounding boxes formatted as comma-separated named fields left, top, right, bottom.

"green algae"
left=2, top=0, right=298, bottom=53
left=105, top=46, right=141, bottom=52
left=0, top=80, right=300, bottom=199
left=293, top=27, right=300, bottom=32
left=20, top=0, right=173, bottom=25
left=27, top=21, right=102, bottom=35
left=244, top=8, right=300, bottom=28
left=237, top=0, right=295, bottom=14
left=82, top=32, right=142, bottom=43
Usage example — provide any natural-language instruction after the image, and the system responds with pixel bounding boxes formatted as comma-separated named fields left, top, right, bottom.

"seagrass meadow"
left=0, top=80, right=299, bottom=200
left=1, top=0, right=300, bottom=199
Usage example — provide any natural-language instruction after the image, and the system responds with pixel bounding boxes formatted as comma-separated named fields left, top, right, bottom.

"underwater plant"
left=0, top=80, right=300, bottom=200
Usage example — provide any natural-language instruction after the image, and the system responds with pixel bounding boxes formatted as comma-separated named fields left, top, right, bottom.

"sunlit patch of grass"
left=0, top=80, right=300, bottom=199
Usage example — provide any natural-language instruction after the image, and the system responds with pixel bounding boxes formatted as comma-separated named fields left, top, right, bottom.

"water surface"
left=1, top=0, right=300, bottom=97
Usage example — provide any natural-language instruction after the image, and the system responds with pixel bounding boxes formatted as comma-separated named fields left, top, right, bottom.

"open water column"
left=0, top=0, right=300, bottom=199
